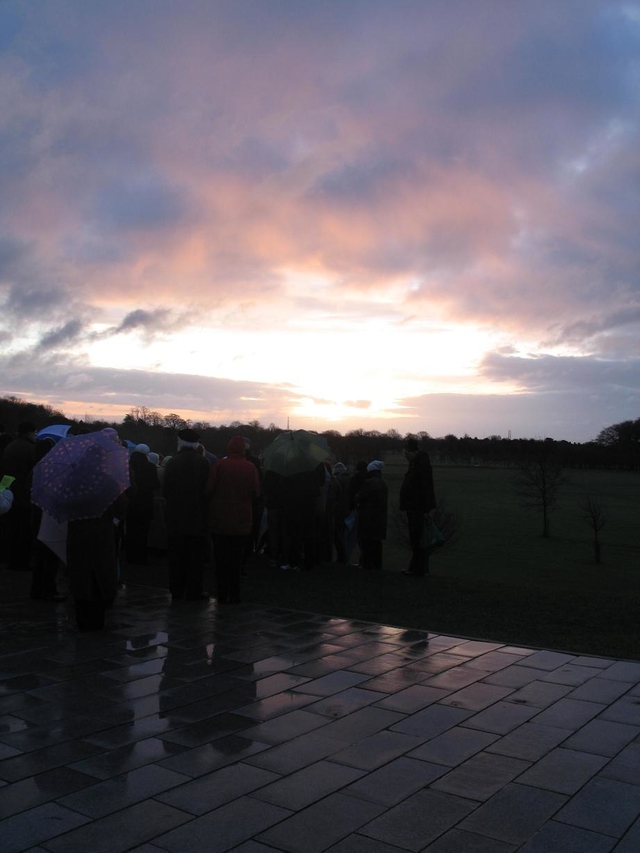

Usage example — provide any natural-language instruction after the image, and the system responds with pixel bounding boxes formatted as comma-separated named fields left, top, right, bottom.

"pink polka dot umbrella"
left=31, top=430, right=130, bottom=523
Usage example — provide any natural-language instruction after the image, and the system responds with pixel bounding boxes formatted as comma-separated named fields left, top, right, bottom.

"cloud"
left=37, top=319, right=85, bottom=351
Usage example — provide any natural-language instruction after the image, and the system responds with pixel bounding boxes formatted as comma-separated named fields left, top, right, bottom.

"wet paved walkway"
left=1, top=581, right=640, bottom=852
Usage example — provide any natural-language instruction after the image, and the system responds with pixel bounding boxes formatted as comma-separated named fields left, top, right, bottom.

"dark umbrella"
left=262, top=429, right=334, bottom=477
left=31, top=430, right=130, bottom=523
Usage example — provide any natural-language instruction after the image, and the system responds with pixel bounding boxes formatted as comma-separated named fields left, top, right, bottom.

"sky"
left=1, top=0, right=639, bottom=442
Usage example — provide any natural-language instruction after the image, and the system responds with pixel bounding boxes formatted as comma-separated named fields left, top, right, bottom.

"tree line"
left=1, top=396, right=639, bottom=471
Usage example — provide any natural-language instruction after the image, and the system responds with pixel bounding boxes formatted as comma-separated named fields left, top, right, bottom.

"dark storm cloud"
left=37, top=319, right=85, bottom=351
left=479, top=351, right=640, bottom=397
left=114, top=309, right=175, bottom=335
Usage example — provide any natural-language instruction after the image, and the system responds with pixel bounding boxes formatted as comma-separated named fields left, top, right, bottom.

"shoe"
left=42, top=594, right=68, bottom=602
left=185, top=592, right=211, bottom=601
left=402, top=570, right=424, bottom=577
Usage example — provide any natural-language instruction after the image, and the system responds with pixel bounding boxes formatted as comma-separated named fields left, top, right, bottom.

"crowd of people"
left=0, top=420, right=438, bottom=632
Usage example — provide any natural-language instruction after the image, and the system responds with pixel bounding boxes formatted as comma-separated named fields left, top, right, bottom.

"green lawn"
left=242, top=460, right=640, bottom=660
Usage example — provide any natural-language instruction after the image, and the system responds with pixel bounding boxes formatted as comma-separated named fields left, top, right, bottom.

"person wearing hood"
left=355, top=460, right=388, bottom=572
left=162, top=429, right=211, bottom=601
left=125, top=444, right=160, bottom=566
left=207, top=436, right=259, bottom=604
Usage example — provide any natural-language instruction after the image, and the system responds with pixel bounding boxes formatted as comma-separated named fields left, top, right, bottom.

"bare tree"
left=513, top=442, right=567, bottom=538
left=579, top=496, right=607, bottom=564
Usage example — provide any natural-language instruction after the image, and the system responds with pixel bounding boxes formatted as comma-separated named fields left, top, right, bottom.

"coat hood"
left=227, top=436, right=247, bottom=458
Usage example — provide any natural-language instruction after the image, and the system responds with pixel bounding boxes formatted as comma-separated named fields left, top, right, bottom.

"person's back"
left=208, top=438, right=259, bottom=537
left=163, top=428, right=212, bottom=601
left=399, top=448, right=435, bottom=513
left=163, top=445, right=210, bottom=536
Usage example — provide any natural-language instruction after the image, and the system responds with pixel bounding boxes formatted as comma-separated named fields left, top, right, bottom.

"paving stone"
left=566, top=677, right=632, bottom=704
left=439, top=682, right=514, bottom=711
left=482, top=665, right=550, bottom=689
left=0, top=802, right=90, bottom=853
left=521, top=651, right=576, bottom=671
left=358, top=788, right=476, bottom=851
left=540, top=665, right=603, bottom=687
left=325, top=836, right=417, bottom=853
left=516, top=746, right=608, bottom=794
left=460, top=783, right=567, bottom=845
left=251, top=759, right=364, bottom=810
left=391, top=703, right=474, bottom=738
left=68, top=736, right=188, bottom=780
left=158, top=733, right=270, bottom=777
left=431, top=752, right=530, bottom=801
left=158, top=796, right=292, bottom=852
left=462, top=701, right=539, bottom=734
left=598, top=742, right=640, bottom=784
left=343, top=755, right=447, bottom=806
left=504, top=680, right=572, bottom=709
left=233, top=689, right=320, bottom=720
left=245, top=732, right=348, bottom=774
left=421, top=666, right=487, bottom=692
left=563, top=718, right=640, bottom=757
left=156, top=761, right=280, bottom=814
left=0, top=739, right=106, bottom=782
left=0, top=766, right=96, bottom=819
left=330, top=729, right=426, bottom=771
left=599, top=696, right=640, bottom=726
left=374, top=684, right=451, bottom=712
left=423, top=830, right=517, bottom=851
left=463, top=652, right=527, bottom=673
left=484, top=723, right=570, bottom=761
left=517, top=820, right=616, bottom=852
left=448, top=641, right=504, bottom=658
left=409, top=725, right=499, bottom=766
left=318, top=707, right=406, bottom=743
left=292, top=671, right=372, bottom=695
left=532, top=698, right=606, bottom=731
left=596, top=662, right=640, bottom=683
left=57, top=763, right=191, bottom=817
left=305, top=686, right=388, bottom=719
left=239, top=709, right=332, bottom=744
left=41, top=800, right=192, bottom=852
left=256, top=792, right=385, bottom=853
left=612, top=816, right=640, bottom=852
left=555, top=777, right=640, bottom=837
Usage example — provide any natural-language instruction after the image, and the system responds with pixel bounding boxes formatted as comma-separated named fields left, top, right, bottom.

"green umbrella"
left=262, top=430, right=334, bottom=477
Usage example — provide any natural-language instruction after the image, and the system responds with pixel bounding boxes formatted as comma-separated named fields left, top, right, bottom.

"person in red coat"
left=207, top=436, right=259, bottom=603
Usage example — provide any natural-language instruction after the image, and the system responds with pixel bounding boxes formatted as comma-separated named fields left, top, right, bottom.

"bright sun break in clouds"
left=1, top=1, right=639, bottom=442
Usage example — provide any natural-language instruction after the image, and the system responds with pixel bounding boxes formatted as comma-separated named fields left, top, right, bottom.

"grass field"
left=239, top=458, right=640, bottom=661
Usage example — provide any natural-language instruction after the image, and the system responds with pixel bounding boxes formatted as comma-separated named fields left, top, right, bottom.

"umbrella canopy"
left=31, top=430, right=130, bottom=523
left=36, top=424, right=72, bottom=443
left=262, top=430, right=334, bottom=477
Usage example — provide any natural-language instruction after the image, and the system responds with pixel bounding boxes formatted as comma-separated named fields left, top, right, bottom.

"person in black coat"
left=125, top=445, right=160, bottom=565
left=355, top=460, right=388, bottom=571
left=399, top=437, right=436, bottom=577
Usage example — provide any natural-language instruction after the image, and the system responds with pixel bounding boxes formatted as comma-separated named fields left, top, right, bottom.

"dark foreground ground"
left=1, top=564, right=640, bottom=852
